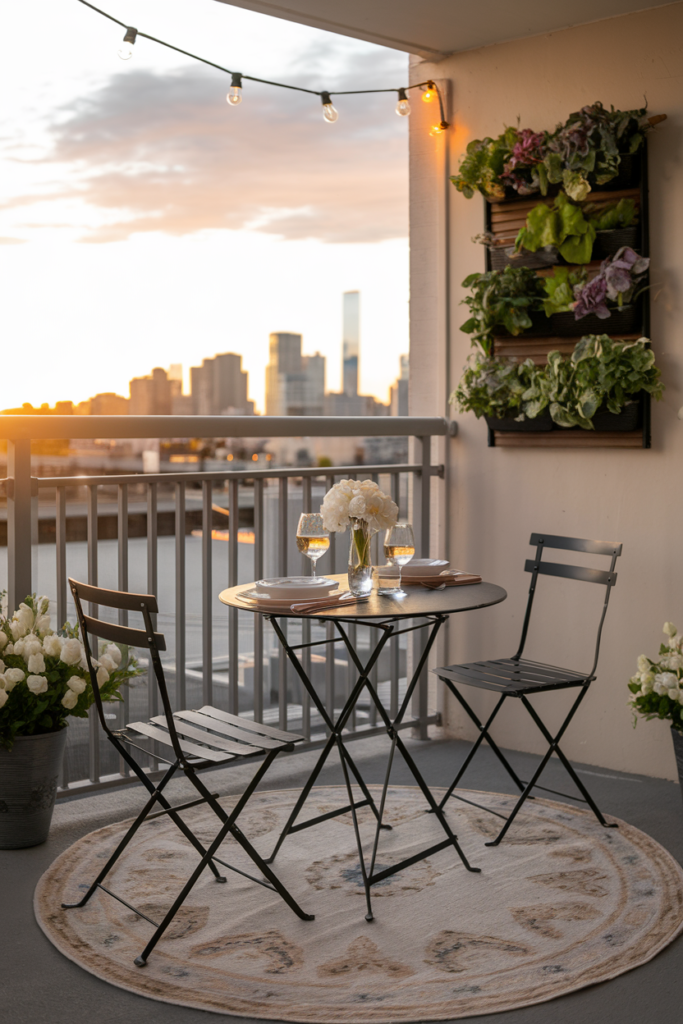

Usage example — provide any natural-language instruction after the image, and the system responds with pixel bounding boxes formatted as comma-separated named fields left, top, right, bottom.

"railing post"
left=6, top=439, right=32, bottom=612
left=412, top=434, right=432, bottom=740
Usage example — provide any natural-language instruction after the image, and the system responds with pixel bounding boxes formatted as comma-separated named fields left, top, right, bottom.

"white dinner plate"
left=255, top=576, right=338, bottom=599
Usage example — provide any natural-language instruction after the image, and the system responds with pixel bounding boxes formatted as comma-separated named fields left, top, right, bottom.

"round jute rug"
left=35, top=785, right=683, bottom=1022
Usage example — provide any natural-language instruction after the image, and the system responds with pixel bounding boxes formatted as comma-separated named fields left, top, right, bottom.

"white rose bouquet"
left=0, top=593, right=144, bottom=751
left=320, top=479, right=399, bottom=593
left=628, top=621, right=683, bottom=733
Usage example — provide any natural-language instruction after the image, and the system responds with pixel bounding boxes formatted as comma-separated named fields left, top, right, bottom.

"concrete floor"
left=2, top=733, right=682, bottom=1024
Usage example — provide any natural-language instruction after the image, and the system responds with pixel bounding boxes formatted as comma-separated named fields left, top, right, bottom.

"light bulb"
left=395, top=88, right=410, bottom=117
left=321, top=91, right=338, bottom=123
left=430, top=121, right=448, bottom=137
left=422, top=81, right=436, bottom=103
left=118, top=26, right=137, bottom=61
left=227, top=72, right=243, bottom=106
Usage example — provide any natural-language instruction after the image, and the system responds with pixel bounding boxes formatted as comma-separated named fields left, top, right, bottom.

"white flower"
left=61, top=689, right=78, bottom=709
left=104, top=644, right=121, bottom=667
left=321, top=479, right=397, bottom=534
left=98, top=654, right=115, bottom=673
left=654, top=672, right=678, bottom=695
left=0, top=674, right=5, bottom=690
left=0, top=688, right=7, bottom=709
left=349, top=495, right=367, bottom=517
left=26, top=674, right=48, bottom=694
left=663, top=622, right=677, bottom=637
left=669, top=688, right=680, bottom=700
left=42, top=634, right=63, bottom=657
left=10, top=620, right=27, bottom=641
left=96, top=666, right=110, bottom=686
left=678, top=692, right=683, bottom=706
left=637, top=654, right=650, bottom=674
left=67, top=675, right=86, bottom=694
left=5, top=644, right=13, bottom=656
left=21, top=636, right=42, bottom=658
left=35, top=614, right=51, bottom=634
left=0, top=632, right=8, bottom=651
left=27, top=652, right=46, bottom=674
left=3, top=668, right=25, bottom=691
left=662, top=653, right=683, bottom=671
left=0, top=660, right=4, bottom=675
left=640, top=673, right=654, bottom=693
left=60, top=638, right=83, bottom=666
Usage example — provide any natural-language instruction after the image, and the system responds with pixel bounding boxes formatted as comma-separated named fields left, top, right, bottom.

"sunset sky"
left=1, top=0, right=410, bottom=412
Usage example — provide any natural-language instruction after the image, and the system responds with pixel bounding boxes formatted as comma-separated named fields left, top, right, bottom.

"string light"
left=117, top=26, right=137, bottom=60
left=227, top=72, right=242, bottom=106
left=320, top=91, right=339, bottom=123
left=395, top=88, right=410, bottom=117
left=77, top=0, right=449, bottom=135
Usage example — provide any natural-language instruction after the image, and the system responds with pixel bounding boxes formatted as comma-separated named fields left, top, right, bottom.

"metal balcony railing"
left=0, top=415, right=448, bottom=795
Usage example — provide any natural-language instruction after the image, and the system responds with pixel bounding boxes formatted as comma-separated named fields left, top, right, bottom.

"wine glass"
left=296, top=513, right=330, bottom=577
left=383, top=523, right=415, bottom=595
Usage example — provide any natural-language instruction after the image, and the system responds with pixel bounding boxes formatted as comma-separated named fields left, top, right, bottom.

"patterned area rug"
left=35, top=785, right=683, bottom=1022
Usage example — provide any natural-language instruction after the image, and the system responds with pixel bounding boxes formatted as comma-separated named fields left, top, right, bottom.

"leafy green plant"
left=525, top=335, right=663, bottom=429
left=541, top=267, right=587, bottom=316
left=586, top=197, right=639, bottom=231
left=450, top=354, right=540, bottom=420
left=514, top=192, right=596, bottom=264
left=451, top=104, right=649, bottom=201
left=451, top=336, right=663, bottom=429
left=460, top=266, right=547, bottom=355
left=544, top=102, right=647, bottom=201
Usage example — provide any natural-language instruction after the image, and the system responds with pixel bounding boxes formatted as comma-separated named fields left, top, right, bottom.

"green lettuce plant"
left=541, top=267, right=587, bottom=316
left=514, top=192, right=596, bottom=264
left=460, top=266, right=547, bottom=355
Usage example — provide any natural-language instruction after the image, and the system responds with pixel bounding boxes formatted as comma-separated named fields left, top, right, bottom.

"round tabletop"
left=218, top=574, right=507, bottom=620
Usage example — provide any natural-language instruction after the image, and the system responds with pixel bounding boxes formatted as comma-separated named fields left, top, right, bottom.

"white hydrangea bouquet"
left=0, top=593, right=143, bottom=751
left=628, top=621, right=683, bottom=733
left=320, top=479, right=398, bottom=595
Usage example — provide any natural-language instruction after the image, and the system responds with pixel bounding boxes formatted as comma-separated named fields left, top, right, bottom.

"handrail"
left=0, top=415, right=449, bottom=441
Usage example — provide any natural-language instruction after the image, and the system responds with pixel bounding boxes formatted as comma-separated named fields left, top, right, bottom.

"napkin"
left=378, top=569, right=482, bottom=587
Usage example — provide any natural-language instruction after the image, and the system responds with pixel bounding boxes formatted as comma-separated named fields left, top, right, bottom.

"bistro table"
left=219, top=574, right=507, bottom=921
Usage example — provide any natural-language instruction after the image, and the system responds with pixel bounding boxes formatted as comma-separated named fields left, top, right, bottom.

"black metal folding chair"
left=62, top=579, right=314, bottom=966
left=433, top=533, right=622, bottom=846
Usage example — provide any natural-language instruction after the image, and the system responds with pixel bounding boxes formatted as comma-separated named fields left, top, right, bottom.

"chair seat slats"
left=126, top=721, right=232, bottom=763
left=437, top=658, right=586, bottom=694
left=150, top=716, right=265, bottom=757
left=175, top=710, right=289, bottom=750
left=196, top=705, right=305, bottom=744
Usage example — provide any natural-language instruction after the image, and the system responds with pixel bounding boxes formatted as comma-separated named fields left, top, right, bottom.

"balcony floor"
left=3, top=733, right=682, bottom=1024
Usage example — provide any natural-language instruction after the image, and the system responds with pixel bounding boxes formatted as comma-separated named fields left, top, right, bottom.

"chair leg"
left=438, top=685, right=529, bottom=808
left=520, top=692, right=618, bottom=831
left=62, top=762, right=180, bottom=909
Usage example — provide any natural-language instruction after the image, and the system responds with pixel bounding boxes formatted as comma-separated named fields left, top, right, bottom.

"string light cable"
left=75, top=0, right=450, bottom=131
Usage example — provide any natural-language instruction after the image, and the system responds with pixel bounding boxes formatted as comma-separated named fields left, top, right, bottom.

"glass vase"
left=348, top=519, right=374, bottom=596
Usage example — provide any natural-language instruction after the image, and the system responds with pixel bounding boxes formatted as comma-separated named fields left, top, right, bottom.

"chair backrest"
left=68, top=579, right=184, bottom=759
left=514, top=533, right=622, bottom=677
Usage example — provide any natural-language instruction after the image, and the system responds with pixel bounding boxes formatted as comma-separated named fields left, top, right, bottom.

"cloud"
left=27, top=45, right=409, bottom=244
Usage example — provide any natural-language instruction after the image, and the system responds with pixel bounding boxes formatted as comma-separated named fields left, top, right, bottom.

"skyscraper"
left=190, top=352, right=251, bottom=415
left=265, top=333, right=325, bottom=416
left=342, top=291, right=360, bottom=397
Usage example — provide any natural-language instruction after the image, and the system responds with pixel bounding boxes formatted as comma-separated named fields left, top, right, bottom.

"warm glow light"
left=227, top=453, right=234, bottom=461
left=191, top=529, right=256, bottom=544
left=266, top=454, right=272, bottom=461
left=430, top=122, right=447, bottom=137
left=251, top=453, right=259, bottom=461
left=227, top=72, right=243, bottom=106
left=422, top=89, right=435, bottom=103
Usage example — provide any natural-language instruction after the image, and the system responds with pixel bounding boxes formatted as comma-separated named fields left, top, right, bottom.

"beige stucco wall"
left=409, top=3, right=683, bottom=779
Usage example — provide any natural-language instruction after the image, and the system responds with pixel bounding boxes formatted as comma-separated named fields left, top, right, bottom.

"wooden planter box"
left=491, top=304, right=641, bottom=339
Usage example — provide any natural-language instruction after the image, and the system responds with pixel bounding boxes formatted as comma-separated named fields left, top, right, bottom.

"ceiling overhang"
left=213, top=0, right=676, bottom=60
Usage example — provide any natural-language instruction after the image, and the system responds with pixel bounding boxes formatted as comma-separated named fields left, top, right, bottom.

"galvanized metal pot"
left=0, top=729, right=67, bottom=848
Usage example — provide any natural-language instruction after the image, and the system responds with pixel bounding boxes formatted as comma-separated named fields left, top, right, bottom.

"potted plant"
left=450, top=353, right=552, bottom=431
left=0, top=593, right=143, bottom=848
left=628, top=622, right=683, bottom=791
left=452, top=336, right=663, bottom=433
left=513, top=193, right=640, bottom=267
left=450, top=102, right=653, bottom=203
left=460, top=266, right=548, bottom=354
left=572, top=247, right=649, bottom=331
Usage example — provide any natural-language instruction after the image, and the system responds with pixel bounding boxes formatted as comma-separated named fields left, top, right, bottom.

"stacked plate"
left=238, top=576, right=340, bottom=611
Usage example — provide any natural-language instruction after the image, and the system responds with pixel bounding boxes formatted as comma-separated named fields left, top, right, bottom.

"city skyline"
left=1, top=1, right=409, bottom=413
